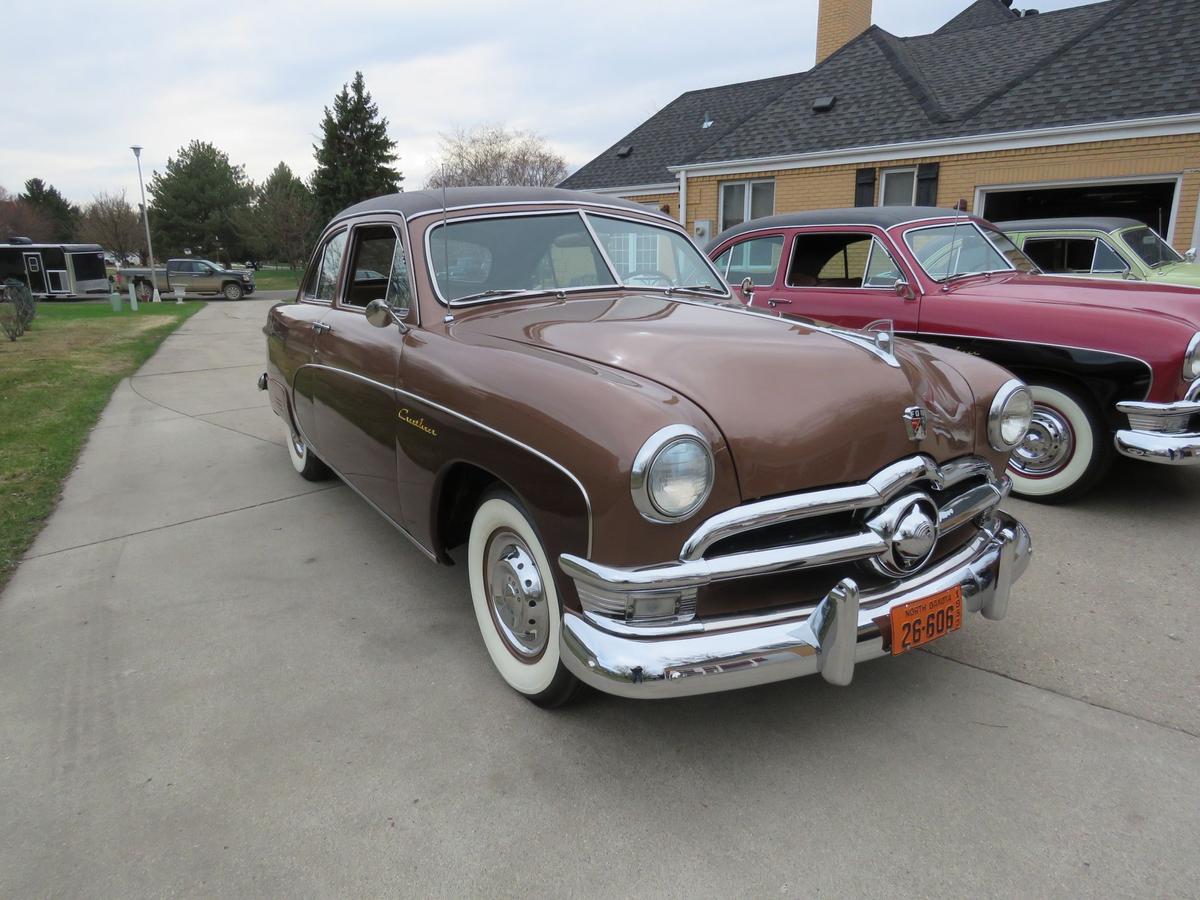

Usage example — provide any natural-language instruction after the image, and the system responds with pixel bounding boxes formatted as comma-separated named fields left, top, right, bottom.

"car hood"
left=946, top=271, right=1200, bottom=326
left=453, top=294, right=979, bottom=500
left=1147, top=261, right=1200, bottom=288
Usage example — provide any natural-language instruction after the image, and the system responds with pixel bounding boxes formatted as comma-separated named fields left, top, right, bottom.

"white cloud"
left=0, top=0, right=1095, bottom=204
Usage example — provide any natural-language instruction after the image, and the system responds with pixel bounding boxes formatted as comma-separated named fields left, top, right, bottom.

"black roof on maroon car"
left=996, top=217, right=1147, bottom=234
left=562, top=0, right=1199, bottom=192
left=708, top=206, right=963, bottom=248
left=332, top=186, right=662, bottom=224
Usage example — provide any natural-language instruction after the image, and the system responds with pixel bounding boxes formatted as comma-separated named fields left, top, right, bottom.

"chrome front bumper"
left=1114, top=395, right=1200, bottom=465
left=560, top=512, right=1031, bottom=699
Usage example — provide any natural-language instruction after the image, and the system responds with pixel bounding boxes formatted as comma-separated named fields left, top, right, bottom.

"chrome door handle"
left=767, top=297, right=791, bottom=308
left=313, top=322, right=331, bottom=334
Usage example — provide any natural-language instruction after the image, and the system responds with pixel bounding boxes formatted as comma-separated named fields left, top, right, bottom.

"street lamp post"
left=130, top=145, right=161, bottom=303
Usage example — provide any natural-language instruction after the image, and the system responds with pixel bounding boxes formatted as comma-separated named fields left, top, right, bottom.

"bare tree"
left=425, top=125, right=568, bottom=188
left=79, top=191, right=142, bottom=263
left=0, top=186, right=55, bottom=241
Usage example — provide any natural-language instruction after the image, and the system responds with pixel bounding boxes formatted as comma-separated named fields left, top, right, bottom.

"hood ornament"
left=903, top=406, right=927, bottom=442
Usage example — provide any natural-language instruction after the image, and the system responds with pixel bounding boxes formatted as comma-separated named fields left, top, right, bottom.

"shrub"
left=1, top=278, right=37, bottom=341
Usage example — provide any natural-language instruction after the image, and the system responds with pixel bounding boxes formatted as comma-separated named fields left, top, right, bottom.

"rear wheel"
left=467, top=489, right=581, bottom=707
left=223, top=282, right=244, bottom=301
left=1007, top=382, right=1111, bottom=502
left=135, top=280, right=153, bottom=303
left=282, top=420, right=331, bottom=481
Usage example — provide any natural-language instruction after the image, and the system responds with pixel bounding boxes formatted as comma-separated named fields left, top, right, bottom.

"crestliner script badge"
left=399, top=408, right=437, bottom=436
left=903, top=406, right=927, bottom=442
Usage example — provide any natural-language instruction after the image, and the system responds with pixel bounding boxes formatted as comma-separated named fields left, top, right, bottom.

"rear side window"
left=306, top=231, right=347, bottom=302
left=1023, top=237, right=1098, bottom=274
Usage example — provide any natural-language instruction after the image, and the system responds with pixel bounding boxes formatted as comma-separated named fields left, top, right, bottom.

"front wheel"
left=135, top=280, right=153, bottom=303
left=1007, top=382, right=1111, bottom=502
left=467, top=489, right=581, bottom=707
left=223, top=282, right=244, bottom=301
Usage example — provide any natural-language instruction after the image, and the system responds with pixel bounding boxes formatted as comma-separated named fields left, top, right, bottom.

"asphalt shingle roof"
left=561, top=0, right=1200, bottom=191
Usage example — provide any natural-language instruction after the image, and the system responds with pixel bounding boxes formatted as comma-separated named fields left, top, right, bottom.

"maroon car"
left=708, top=208, right=1200, bottom=502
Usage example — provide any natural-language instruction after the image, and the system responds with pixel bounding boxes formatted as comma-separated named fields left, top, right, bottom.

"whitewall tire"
left=1007, top=382, right=1110, bottom=502
left=282, top=419, right=331, bottom=481
left=468, top=490, right=580, bottom=707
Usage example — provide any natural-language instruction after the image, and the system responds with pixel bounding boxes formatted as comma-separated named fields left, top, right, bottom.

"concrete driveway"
left=1, top=299, right=1197, bottom=897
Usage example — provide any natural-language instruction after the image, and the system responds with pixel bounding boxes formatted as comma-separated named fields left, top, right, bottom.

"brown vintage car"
left=260, top=187, right=1033, bottom=706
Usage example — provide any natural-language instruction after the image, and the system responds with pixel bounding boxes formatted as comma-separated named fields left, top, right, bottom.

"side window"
left=343, top=224, right=410, bottom=310
left=723, top=236, right=784, bottom=286
left=306, top=231, right=347, bottom=302
left=788, top=233, right=877, bottom=288
left=1023, top=237, right=1099, bottom=274
left=1093, top=240, right=1127, bottom=274
left=863, top=240, right=904, bottom=287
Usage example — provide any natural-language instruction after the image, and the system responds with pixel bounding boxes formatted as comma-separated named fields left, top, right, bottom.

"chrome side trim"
left=296, top=363, right=594, bottom=555
left=680, top=454, right=994, bottom=560
left=560, top=512, right=1031, bottom=698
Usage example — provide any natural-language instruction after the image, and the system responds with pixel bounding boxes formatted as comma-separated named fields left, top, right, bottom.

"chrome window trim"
left=296, top=363, right=594, bottom=556
left=783, top=231, right=902, bottom=291
left=302, top=226, right=350, bottom=305
left=422, top=208, right=729, bottom=308
left=630, top=424, right=715, bottom=524
left=335, top=221, right=417, bottom=322
left=329, top=199, right=677, bottom=228
left=987, top=379, right=1033, bottom=451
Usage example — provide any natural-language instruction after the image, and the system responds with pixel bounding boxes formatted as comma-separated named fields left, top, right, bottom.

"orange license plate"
left=890, top=586, right=963, bottom=655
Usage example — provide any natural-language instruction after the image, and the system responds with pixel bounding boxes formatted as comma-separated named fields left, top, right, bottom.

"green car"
left=1000, top=217, right=1200, bottom=288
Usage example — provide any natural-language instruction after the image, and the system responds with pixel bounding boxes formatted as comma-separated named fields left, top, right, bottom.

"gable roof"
left=562, top=0, right=1200, bottom=191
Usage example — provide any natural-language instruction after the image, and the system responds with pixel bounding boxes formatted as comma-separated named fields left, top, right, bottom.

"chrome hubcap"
left=1011, top=404, right=1074, bottom=476
left=485, top=530, right=548, bottom=658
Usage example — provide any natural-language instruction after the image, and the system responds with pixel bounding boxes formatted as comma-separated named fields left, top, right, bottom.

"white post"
left=131, top=145, right=161, bottom=303
left=128, top=279, right=139, bottom=311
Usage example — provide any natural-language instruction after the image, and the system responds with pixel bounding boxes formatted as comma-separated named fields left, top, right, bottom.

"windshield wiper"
left=941, top=270, right=997, bottom=286
left=667, top=283, right=727, bottom=296
left=447, top=288, right=551, bottom=306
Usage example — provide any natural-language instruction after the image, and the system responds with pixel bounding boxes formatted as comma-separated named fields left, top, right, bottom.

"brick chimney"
left=816, top=0, right=873, bottom=64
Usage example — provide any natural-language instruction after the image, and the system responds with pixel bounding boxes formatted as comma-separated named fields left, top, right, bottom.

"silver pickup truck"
left=115, top=258, right=255, bottom=301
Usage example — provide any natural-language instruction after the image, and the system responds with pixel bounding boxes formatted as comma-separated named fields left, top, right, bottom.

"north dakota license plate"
left=889, top=586, right=963, bottom=655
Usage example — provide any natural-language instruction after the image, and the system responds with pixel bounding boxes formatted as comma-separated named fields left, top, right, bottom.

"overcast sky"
left=2, top=0, right=1091, bottom=205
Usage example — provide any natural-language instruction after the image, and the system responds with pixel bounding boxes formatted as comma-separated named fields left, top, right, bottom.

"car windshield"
left=1119, top=226, right=1182, bottom=268
left=428, top=211, right=724, bottom=304
left=905, top=222, right=1038, bottom=281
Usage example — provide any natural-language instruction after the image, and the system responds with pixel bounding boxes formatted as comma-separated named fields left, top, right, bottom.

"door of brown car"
left=312, top=222, right=412, bottom=525
left=768, top=228, right=920, bottom=330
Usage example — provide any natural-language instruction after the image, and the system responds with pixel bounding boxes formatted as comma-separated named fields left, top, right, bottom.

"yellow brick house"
left=561, top=0, right=1200, bottom=253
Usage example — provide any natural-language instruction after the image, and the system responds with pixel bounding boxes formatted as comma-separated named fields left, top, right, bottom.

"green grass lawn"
left=245, top=268, right=302, bottom=291
left=0, top=302, right=202, bottom=589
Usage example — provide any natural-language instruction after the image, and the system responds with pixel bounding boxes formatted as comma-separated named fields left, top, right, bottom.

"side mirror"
left=739, top=276, right=754, bottom=302
left=1187, top=247, right=1197, bottom=263
left=365, top=298, right=409, bottom=333
left=894, top=278, right=916, bottom=301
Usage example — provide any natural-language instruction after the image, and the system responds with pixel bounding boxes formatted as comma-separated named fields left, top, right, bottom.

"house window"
left=880, top=167, right=917, bottom=206
left=719, top=180, right=775, bottom=232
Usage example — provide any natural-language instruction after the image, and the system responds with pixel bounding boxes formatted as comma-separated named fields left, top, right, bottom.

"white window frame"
left=718, top=179, right=775, bottom=233
left=879, top=167, right=918, bottom=207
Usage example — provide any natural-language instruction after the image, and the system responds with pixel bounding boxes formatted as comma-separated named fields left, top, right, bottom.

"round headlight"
left=988, top=379, right=1033, bottom=451
left=1183, top=332, right=1200, bottom=381
left=632, top=426, right=714, bottom=522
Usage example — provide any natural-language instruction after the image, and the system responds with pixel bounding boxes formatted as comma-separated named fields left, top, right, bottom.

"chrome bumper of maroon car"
left=559, top=512, right=1031, bottom=699
left=1114, top=396, right=1200, bottom=465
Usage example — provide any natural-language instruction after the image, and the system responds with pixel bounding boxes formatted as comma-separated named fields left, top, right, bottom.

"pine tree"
left=254, top=163, right=319, bottom=267
left=147, top=141, right=253, bottom=258
left=20, top=178, right=80, bottom=242
left=311, top=72, right=402, bottom=220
